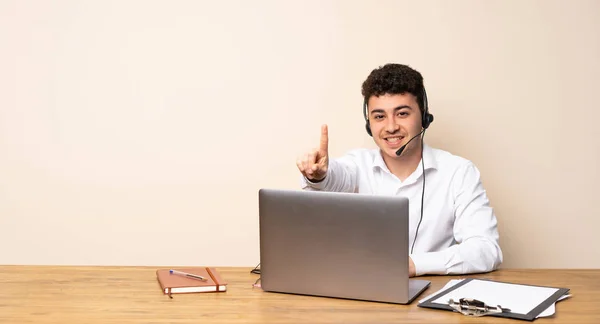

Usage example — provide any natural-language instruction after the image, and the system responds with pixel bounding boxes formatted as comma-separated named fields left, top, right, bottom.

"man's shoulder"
left=428, top=146, right=489, bottom=195
left=429, top=146, right=476, bottom=172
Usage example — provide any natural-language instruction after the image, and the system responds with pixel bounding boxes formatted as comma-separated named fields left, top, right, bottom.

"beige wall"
left=1, top=0, right=599, bottom=268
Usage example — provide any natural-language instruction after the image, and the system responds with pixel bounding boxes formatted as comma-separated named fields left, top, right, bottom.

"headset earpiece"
left=422, top=113, right=434, bottom=129
left=421, top=87, right=434, bottom=130
left=363, top=99, right=373, bottom=137
left=365, top=122, right=372, bottom=136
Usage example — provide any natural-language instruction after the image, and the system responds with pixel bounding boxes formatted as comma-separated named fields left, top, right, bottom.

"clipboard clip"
left=448, top=298, right=511, bottom=317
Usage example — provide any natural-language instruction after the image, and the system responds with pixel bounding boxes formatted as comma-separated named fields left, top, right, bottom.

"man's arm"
left=410, top=162, right=503, bottom=276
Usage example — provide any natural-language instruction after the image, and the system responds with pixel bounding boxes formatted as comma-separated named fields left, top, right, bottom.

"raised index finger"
left=319, top=124, right=328, bottom=153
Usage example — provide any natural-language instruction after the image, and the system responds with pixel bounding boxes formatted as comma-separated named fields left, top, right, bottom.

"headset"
left=363, top=87, right=433, bottom=136
left=362, top=86, right=434, bottom=255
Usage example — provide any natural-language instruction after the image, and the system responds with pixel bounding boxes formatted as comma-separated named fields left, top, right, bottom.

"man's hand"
left=297, top=124, right=329, bottom=181
left=409, top=257, right=416, bottom=277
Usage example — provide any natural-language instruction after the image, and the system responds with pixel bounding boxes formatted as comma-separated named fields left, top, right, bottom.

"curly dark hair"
left=361, top=63, right=425, bottom=116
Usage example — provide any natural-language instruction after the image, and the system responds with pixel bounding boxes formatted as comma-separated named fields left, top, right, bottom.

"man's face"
left=367, top=93, right=423, bottom=159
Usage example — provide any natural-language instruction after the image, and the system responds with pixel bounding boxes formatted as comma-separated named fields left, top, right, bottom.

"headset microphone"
left=395, top=129, right=426, bottom=156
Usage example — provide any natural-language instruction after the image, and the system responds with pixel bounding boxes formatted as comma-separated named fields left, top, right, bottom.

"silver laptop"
left=258, top=188, right=430, bottom=304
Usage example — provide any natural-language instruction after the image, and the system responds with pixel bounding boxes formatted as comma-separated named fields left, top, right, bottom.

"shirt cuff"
left=299, top=169, right=331, bottom=190
left=411, top=249, right=453, bottom=276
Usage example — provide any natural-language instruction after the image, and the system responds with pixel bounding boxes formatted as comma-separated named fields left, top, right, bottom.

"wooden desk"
left=1, top=266, right=598, bottom=323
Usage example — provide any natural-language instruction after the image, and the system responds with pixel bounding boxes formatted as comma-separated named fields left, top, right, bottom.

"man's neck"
left=382, top=143, right=423, bottom=182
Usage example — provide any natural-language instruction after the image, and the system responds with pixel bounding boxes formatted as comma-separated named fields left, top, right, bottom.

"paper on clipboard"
left=419, top=279, right=571, bottom=318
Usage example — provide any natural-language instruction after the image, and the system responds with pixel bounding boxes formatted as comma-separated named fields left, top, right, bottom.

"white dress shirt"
left=300, top=144, right=503, bottom=276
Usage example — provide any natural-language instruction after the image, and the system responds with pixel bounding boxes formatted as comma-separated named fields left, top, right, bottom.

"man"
left=296, top=63, right=502, bottom=277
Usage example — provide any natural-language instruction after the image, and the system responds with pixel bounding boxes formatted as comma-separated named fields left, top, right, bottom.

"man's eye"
left=374, top=115, right=384, bottom=120
left=398, top=112, right=408, bottom=117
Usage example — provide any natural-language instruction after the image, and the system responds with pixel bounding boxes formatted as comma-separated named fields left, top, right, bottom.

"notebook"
left=156, top=267, right=227, bottom=297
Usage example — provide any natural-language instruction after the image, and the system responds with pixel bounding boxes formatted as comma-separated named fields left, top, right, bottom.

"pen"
left=169, top=269, right=208, bottom=281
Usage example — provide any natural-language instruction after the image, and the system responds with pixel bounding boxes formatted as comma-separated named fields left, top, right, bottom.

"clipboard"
left=418, top=278, right=570, bottom=321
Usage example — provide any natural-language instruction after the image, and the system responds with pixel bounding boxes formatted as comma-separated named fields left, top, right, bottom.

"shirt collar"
left=372, top=143, right=438, bottom=172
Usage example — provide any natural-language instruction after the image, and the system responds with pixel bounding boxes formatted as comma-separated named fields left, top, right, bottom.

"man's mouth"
left=384, top=136, right=403, bottom=144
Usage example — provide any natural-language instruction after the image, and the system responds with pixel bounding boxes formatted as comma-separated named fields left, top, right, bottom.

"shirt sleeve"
left=299, top=154, right=359, bottom=193
left=411, top=162, right=503, bottom=276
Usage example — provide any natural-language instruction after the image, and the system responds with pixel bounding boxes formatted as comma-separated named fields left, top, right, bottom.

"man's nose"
left=385, top=118, right=399, bottom=133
